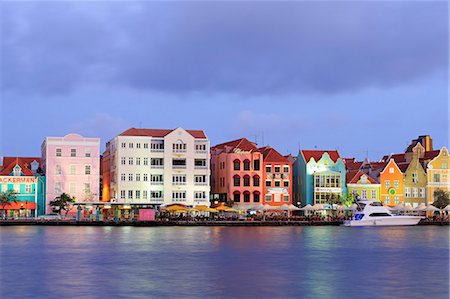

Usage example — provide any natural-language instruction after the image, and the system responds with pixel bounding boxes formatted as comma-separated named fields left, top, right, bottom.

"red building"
left=259, top=146, right=293, bottom=206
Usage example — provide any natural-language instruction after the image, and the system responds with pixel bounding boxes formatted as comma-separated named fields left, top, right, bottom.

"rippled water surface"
left=1, top=226, right=449, bottom=299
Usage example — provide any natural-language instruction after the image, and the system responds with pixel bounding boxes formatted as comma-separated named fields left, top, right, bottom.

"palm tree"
left=0, top=190, right=18, bottom=219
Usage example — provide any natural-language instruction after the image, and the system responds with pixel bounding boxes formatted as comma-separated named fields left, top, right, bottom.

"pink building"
left=211, top=138, right=263, bottom=205
left=41, top=133, right=100, bottom=213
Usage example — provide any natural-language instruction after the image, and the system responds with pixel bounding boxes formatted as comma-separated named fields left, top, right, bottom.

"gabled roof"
left=422, top=150, right=440, bottom=161
left=0, top=158, right=35, bottom=176
left=119, top=128, right=207, bottom=139
left=348, top=170, right=378, bottom=184
left=346, top=170, right=360, bottom=184
left=259, top=146, right=290, bottom=163
left=212, top=138, right=258, bottom=153
left=343, top=158, right=363, bottom=171
left=390, top=153, right=406, bottom=164
left=3, top=157, right=40, bottom=167
left=301, top=150, right=340, bottom=163
left=397, top=162, right=410, bottom=173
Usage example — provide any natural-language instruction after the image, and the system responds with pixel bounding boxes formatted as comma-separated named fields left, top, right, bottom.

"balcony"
left=172, top=165, right=186, bottom=170
left=172, top=182, right=187, bottom=186
left=194, top=182, right=208, bottom=186
left=149, top=197, right=164, bottom=202
left=194, top=165, right=208, bottom=170
left=150, top=181, right=163, bottom=186
left=173, top=149, right=186, bottom=153
left=195, top=150, right=208, bottom=154
left=150, top=148, right=164, bottom=153
left=150, top=165, right=164, bottom=169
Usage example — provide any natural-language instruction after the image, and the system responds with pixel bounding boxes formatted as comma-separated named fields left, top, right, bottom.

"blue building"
left=293, top=150, right=346, bottom=207
left=0, top=157, right=45, bottom=217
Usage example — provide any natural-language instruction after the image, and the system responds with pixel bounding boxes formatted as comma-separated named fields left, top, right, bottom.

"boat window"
left=369, top=202, right=383, bottom=206
left=355, top=214, right=364, bottom=220
left=369, top=213, right=391, bottom=217
left=356, top=203, right=366, bottom=211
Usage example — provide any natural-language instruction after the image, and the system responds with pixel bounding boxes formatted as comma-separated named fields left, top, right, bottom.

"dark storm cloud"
left=1, top=1, right=448, bottom=96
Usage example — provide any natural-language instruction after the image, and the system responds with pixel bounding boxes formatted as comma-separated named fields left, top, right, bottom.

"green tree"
left=0, top=190, right=18, bottom=219
left=49, top=193, right=76, bottom=216
left=341, top=192, right=358, bottom=207
left=325, top=193, right=341, bottom=206
left=432, top=190, right=450, bottom=209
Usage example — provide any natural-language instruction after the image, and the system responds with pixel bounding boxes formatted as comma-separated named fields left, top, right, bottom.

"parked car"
left=37, top=214, right=63, bottom=220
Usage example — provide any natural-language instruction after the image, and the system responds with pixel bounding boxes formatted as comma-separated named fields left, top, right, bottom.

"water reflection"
left=1, top=226, right=448, bottom=299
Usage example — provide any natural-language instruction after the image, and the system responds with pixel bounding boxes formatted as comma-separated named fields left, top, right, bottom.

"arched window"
left=233, top=174, right=240, bottom=187
left=243, top=175, right=250, bottom=186
left=243, top=159, right=251, bottom=171
left=253, top=175, right=260, bottom=187
left=253, top=191, right=260, bottom=203
left=233, top=159, right=241, bottom=171
left=243, top=191, right=251, bottom=202
left=233, top=191, right=241, bottom=202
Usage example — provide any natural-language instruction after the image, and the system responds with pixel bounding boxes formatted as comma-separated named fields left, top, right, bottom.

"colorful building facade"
left=294, top=150, right=346, bottom=207
left=0, top=157, right=45, bottom=217
left=426, top=146, right=450, bottom=204
left=379, top=159, right=404, bottom=206
left=259, top=146, right=293, bottom=206
left=211, top=138, right=263, bottom=205
left=346, top=170, right=380, bottom=201
left=41, top=133, right=100, bottom=214
left=403, top=143, right=427, bottom=207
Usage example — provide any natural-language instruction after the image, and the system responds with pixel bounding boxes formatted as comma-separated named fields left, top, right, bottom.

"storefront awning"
left=1, top=202, right=36, bottom=210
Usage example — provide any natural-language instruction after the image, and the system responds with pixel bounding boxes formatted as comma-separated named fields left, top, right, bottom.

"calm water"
left=0, top=226, right=449, bottom=299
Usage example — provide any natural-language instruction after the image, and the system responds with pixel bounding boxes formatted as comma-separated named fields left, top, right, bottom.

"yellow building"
left=426, top=146, right=449, bottom=204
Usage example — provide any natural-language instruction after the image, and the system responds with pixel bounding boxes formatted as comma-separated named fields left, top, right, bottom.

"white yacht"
left=343, top=200, right=423, bottom=227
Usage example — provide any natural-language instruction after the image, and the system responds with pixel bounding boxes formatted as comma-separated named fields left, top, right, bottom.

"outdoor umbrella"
left=162, top=204, right=188, bottom=212
left=336, top=205, right=346, bottom=211
left=288, top=204, right=301, bottom=211
left=300, top=204, right=315, bottom=211
left=424, top=205, right=440, bottom=212
left=193, top=205, right=219, bottom=213
left=279, top=204, right=290, bottom=211
left=215, top=205, right=239, bottom=213
left=263, top=204, right=277, bottom=211
left=442, top=205, right=450, bottom=212
left=312, top=204, right=323, bottom=210
left=416, top=203, right=427, bottom=211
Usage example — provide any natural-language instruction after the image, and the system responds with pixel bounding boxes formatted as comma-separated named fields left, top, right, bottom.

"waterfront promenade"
left=1, top=218, right=447, bottom=226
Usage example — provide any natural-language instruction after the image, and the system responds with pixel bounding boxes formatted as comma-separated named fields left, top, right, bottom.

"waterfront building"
left=403, top=143, right=427, bottom=207
left=259, top=146, right=293, bottom=206
left=103, top=127, right=210, bottom=208
left=379, top=159, right=405, bottom=206
left=426, top=146, right=450, bottom=204
left=41, top=134, right=100, bottom=214
left=293, top=150, right=346, bottom=207
left=210, top=138, right=263, bottom=205
left=346, top=170, right=380, bottom=201
left=0, top=157, right=45, bottom=217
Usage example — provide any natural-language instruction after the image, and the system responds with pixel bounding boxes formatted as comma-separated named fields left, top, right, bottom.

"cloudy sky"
left=1, top=1, right=448, bottom=160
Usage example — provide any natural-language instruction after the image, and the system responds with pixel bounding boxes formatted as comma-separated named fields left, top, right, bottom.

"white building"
left=104, top=127, right=210, bottom=207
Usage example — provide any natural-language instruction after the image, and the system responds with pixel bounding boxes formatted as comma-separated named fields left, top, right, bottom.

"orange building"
left=379, top=159, right=405, bottom=206
left=259, top=146, right=293, bottom=206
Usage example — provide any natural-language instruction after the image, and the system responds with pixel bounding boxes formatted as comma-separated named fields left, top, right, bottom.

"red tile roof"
left=346, top=170, right=359, bottom=184
left=301, top=150, right=340, bottom=163
left=259, top=146, right=290, bottom=163
left=3, top=157, right=40, bottom=167
left=348, top=171, right=378, bottom=184
left=212, top=138, right=258, bottom=153
left=397, top=162, right=410, bottom=173
left=0, top=158, right=35, bottom=176
left=390, top=153, right=406, bottom=163
left=422, top=150, right=440, bottom=161
left=119, top=128, right=207, bottom=139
